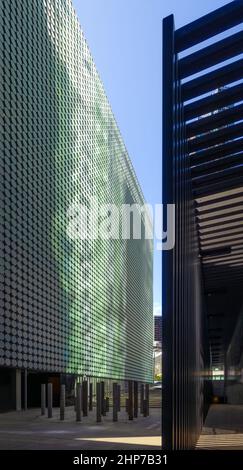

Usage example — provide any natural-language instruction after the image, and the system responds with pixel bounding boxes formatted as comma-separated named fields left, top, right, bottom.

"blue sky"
left=72, top=0, right=231, bottom=316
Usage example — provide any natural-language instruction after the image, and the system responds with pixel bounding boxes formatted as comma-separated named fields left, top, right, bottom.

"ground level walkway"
left=196, top=405, right=243, bottom=449
left=0, top=407, right=161, bottom=450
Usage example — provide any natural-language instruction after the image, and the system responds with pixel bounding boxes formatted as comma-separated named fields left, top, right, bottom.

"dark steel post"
left=113, top=382, right=118, bottom=422
left=47, top=383, right=53, bottom=418
left=224, top=352, right=228, bottom=404
left=128, top=380, right=133, bottom=420
left=89, top=382, right=93, bottom=411
left=76, top=383, right=82, bottom=422
left=101, top=381, right=105, bottom=415
left=82, top=380, right=88, bottom=416
left=134, top=381, right=138, bottom=418
left=140, top=383, right=144, bottom=414
left=96, top=382, right=102, bottom=422
left=145, top=383, right=150, bottom=416
left=143, top=399, right=147, bottom=417
left=41, top=384, right=46, bottom=415
left=60, top=384, right=65, bottom=421
left=117, top=384, right=121, bottom=411
left=24, top=369, right=27, bottom=411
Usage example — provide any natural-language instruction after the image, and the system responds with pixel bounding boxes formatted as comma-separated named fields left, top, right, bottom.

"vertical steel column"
left=224, top=352, right=228, bottom=404
left=162, top=14, right=175, bottom=450
left=117, top=384, right=121, bottom=412
left=175, top=33, right=181, bottom=450
left=82, top=380, right=88, bottom=416
left=76, top=383, right=82, bottom=422
left=41, top=384, right=46, bottom=415
left=128, top=380, right=133, bottom=420
left=113, top=382, right=118, bottom=422
left=96, top=382, right=102, bottom=422
left=89, top=382, right=93, bottom=411
left=140, top=383, right=144, bottom=414
left=134, top=381, right=138, bottom=418
left=101, top=381, right=105, bottom=416
left=47, top=383, right=53, bottom=418
left=60, top=384, right=65, bottom=421
left=143, top=399, right=147, bottom=417
left=24, top=369, right=28, bottom=411
left=145, top=383, right=150, bottom=417
left=15, top=369, right=21, bottom=411
left=74, top=378, right=76, bottom=411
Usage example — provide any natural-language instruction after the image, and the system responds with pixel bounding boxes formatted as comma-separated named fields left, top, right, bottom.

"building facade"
left=154, top=316, right=162, bottom=343
left=153, top=316, right=162, bottom=380
left=0, top=0, right=153, bottom=407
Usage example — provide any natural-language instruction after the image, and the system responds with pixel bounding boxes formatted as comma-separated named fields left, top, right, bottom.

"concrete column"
left=76, top=383, right=82, bottom=422
left=15, top=369, right=21, bottom=411
left=24, top=369, right=27, bottom=410
left=96, top=382, right=102, bottom=422
left=140, top=384, right=144, bottom=414
left=128, top=380, right=133, bottom=420
left=82, top=380, right=88, bottom=416
left=41, top=384, right=46, bottom=415
left=60, top=384, right=65, bottom=421
left=134, top=381, right=138, bottom=418
left=48, top=383, right=53, bottom=418
left=105, top=396, right=109, bottom=412
left=89, top=382, right=93, bottom=411
left=113, top=382, right=118, bottom=422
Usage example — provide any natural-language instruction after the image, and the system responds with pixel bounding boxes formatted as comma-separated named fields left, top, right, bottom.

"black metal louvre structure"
left=162, top=0, right=243, bottom=450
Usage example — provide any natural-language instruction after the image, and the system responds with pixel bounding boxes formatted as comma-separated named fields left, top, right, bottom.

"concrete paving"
left=0, top=407, right=161, bottom=450
left=197, top=405, right=243, bottom=449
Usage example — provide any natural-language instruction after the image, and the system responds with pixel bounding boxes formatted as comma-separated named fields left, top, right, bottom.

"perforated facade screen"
left=0, top=0, right=153, bottom=382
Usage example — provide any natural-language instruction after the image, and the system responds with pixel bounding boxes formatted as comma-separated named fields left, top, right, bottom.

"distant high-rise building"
left=154, top=316, right=162, bottom=343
